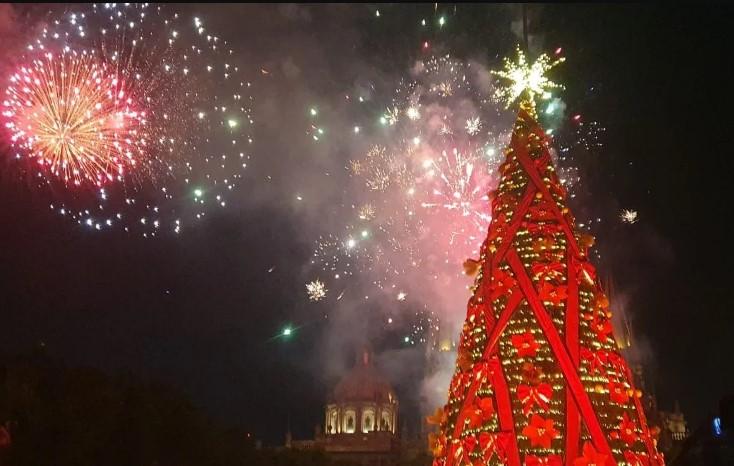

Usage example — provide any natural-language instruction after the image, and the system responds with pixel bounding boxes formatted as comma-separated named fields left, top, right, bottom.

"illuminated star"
left=492, top=47, right=565, bottom=108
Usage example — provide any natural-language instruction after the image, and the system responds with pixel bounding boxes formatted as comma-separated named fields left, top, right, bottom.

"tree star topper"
left=492, top=47, right=565, bottom=109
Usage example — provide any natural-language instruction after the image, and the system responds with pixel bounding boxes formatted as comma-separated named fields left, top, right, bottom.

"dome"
left=331, top=349, right=396, bottom=404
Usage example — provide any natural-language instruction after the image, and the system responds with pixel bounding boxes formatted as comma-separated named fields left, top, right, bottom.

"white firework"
left=620, top=209, right=639, bottom=224
left=385, top=106, right=400, bottom=126
left=465, top=117, right=482, bottom=136
left=406, top=106, right=421, bottom=120
left=306, top=279, right=327, bottom=301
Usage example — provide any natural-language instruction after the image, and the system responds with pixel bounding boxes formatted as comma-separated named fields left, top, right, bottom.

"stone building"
left=288, top=348, right=401, bottom=466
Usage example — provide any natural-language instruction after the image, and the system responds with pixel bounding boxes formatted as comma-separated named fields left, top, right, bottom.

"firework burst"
left=620, top=209, right=639, bottom=224
left=491, top=47, right=565, bottom=108
left=4, top=51, right=145, bottom=186
left=306, top=279, right=327, bottom=302
left=308, top=55, right=513, bottom=310
left=2, top=4, right=255, bottom=236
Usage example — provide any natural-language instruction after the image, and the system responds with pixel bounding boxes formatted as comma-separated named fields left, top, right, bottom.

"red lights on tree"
left=429, top=99, right=664, bottom=466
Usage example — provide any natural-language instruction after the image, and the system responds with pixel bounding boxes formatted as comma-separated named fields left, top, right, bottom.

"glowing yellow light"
left=492, top=47, right=565, bottom=109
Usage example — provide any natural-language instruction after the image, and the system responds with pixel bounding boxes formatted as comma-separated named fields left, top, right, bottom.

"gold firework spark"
left=306, top=279, right=327, bottom=301
left=492, top=47, right=565, bottom=108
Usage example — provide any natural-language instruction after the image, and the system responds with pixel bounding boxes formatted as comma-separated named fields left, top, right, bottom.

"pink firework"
left=3, top=50, right=147, bottom=187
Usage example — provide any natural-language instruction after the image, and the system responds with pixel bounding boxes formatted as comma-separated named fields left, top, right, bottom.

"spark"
left=465, top=117, right=481, bottom=136
left=384, top=106, right=399, bottom=125
left=358, top=203, right=375, bottom=221
left=620, top=209, right=639, bottom=224
left=436, top=81, right=453, bottom=97
left=306, top=279, right=327, bottom=302
left=406, top=106, right=420, bottom=120
left=397, top=291, right=407, bottom=301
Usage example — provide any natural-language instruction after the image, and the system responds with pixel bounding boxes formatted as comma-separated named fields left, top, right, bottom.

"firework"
left=306, top=279, right=327, bottom=302
left=358, top=203, right=376, bottom=221
left=4, top=52, right=145, bottom=186
left=305, top=49, right=593, bottom=333
left=620, top=209, right=639, bottom=224
left=2, top=4, right=255, bottom=236
left=308, top=55, right=512, bottom=314
left=491, top=47, right=565, bottom=108
left=465, top=117, right=481, bottom=136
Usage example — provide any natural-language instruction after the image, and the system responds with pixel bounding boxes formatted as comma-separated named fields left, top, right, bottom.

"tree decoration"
left=522, top=415, right=560, bottom=449
left=574, top=442, right=609, bottom=466
left=517, top=382, right=553, bottom=415
left=491, top=268, right=518, bottom=300
left=537, top=282, right=568, bottom=306
left=617, top=413, right=639, bottom=445
left=624, top=450, right=651, bottom=466
left=526, top=455, right=563, bottom=466
left=512, top=332, right=540, bottom=358
left=608, top=381, right=631, bottom=405
left=429, top=49, right=664, bottom=466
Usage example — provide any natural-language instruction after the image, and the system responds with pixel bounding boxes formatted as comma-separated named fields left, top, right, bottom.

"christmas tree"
left=428, top=50, right=665, bottom=466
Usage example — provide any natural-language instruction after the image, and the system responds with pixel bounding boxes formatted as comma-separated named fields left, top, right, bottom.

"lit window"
left=344, top=409, right=356, bottom=434
left=327, top=409, right=338, bottom=434
left=362, top=408, right=375, bottom=433
left=381, top=410, right=392, bottom=432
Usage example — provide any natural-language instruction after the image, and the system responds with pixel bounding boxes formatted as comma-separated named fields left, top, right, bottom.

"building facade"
left=289, top=348, right=401, bottom=466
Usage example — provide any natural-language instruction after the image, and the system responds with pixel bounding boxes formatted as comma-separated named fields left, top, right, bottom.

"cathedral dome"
left=332, top=350, right=396, bottom=404
left=324, top=348, right=398, bottom=436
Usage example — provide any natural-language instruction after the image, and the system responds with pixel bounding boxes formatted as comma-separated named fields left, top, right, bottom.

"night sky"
left=1, top=4, right=733, bottom=445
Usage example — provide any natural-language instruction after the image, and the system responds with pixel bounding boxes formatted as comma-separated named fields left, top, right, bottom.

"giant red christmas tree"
left=429, top=51, right=664, bottom=466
